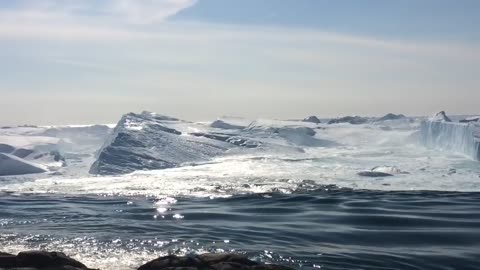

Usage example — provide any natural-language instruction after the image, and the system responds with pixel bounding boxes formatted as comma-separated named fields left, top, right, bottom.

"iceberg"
left=328, top=116, right=369, bottom=125
left=0, top=124, right=112, bottom=176
left=420, top=111, right=480, bottom=161
left=210, top=119, right=246, bottom=130
left=89, top=112, right=236, bottom=175
left=375, top=113, right=406, bottom=122
left=302, top=116, right=321, bottom=124
left=0, top=153, right=47, bottom=176
left=430, top=111, right=452, bottom=122
left=460, top=116, right=480, bottom=123
left=89, top=112, right=340, bottom=175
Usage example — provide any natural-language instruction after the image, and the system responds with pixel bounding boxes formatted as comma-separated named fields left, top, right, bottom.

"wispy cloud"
left=110, top=0, right=198, bottom=24
left=2, top=0, right=197, bottom=24
left=0, top=0, right=478, bottom=62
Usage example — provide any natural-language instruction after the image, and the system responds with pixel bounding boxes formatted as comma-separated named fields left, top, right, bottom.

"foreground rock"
left=138, top=253, right=295, bottom=270
left=0, top=252, right=295, bottom=270
left=0, top=250, right=94, bottom=269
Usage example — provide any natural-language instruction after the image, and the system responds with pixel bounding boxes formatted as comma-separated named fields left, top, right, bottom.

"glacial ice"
left=89, top=112, right=235, bottom=175
left=460, top=116, right=480, bottom=123
left=302, top=116, right=321, bottom=124
left=89, top=113, right=343, bottom=175
left=375, top=113, right=406, bottom=122
left=210, top=119, right=245, bottom=130
left=3, top=112, right=480, bottom=194
left=328, top=116, right=369, bottom=125
left=0, top=124, right=111, bottom=176
left=430, top=111, right=452, bottom=122
left=420, top=112, right=480, bottom=161
left=371, top=166, right=409, bottom=174
left=0, top=153, right=47, bottom=176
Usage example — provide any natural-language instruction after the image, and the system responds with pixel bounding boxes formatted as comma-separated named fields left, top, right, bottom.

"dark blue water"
left=1, top=188, right=480, bottom=270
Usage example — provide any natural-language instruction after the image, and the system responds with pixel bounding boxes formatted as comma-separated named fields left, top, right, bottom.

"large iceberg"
left=89, top=112, right=340, bottom=175
left=420, top=111, right=480, bottom=161
left=89, top=112, right=242, bottom=175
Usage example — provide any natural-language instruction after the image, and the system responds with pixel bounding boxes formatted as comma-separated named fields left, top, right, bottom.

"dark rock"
left=0, top=250, right=93, bottom=270
left=358, top=171, right=394, bottom=177
left=198, top=253, right=258, bottom=266
left=302, top=116, right=321, bottom=124
left=0, top=252, right=16, bottom=268
left=212, top=262, right=251, bottom=270
left=138, top=253, right=295, bottom=270
left=252, top=265, right=297, bottom=270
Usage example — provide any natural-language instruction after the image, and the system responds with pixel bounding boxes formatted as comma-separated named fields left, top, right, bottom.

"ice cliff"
left=420, top=111, right=480, bottom=161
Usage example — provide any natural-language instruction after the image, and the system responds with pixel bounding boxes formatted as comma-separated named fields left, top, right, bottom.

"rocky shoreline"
left=0, top=251, right=295, bottom=270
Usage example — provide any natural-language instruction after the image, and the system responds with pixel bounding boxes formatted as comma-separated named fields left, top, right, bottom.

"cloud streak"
left=111, top=0, right=198, bottom=24
left=3, top=0, right=197, bottom=24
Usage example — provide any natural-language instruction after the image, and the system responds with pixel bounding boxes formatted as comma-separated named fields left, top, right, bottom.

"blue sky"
left=0, top=0, right=478, bottom=124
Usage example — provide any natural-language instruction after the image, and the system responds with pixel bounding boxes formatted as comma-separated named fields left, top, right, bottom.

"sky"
left=0, top=0, right=479, bottom=125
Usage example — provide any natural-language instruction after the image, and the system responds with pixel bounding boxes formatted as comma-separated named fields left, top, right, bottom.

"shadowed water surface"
left=1, top=188, right=480, bottom=270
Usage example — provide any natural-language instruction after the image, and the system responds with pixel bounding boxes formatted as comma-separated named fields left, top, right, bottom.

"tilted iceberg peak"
left=430, top=111, right=452, bottom=122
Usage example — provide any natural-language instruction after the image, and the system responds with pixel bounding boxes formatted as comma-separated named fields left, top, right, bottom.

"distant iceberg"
left=210, top=119, right=246, bottom=130
left=302, top=116, right=321, bottom=124
left=460, top=116, right=480, bottom=123
left=375, top=113, right=406, bottom=122
left=420, top=111, right=480, bottom=161
left=430, top=111, right=452, bottom=122
left=328, top=116, right=368, bottom=125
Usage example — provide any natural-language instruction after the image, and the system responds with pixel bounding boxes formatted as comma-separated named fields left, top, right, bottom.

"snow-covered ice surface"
left=1, top=111, right=480, bottom=196
left=0, top=124, right=111, bottom=177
